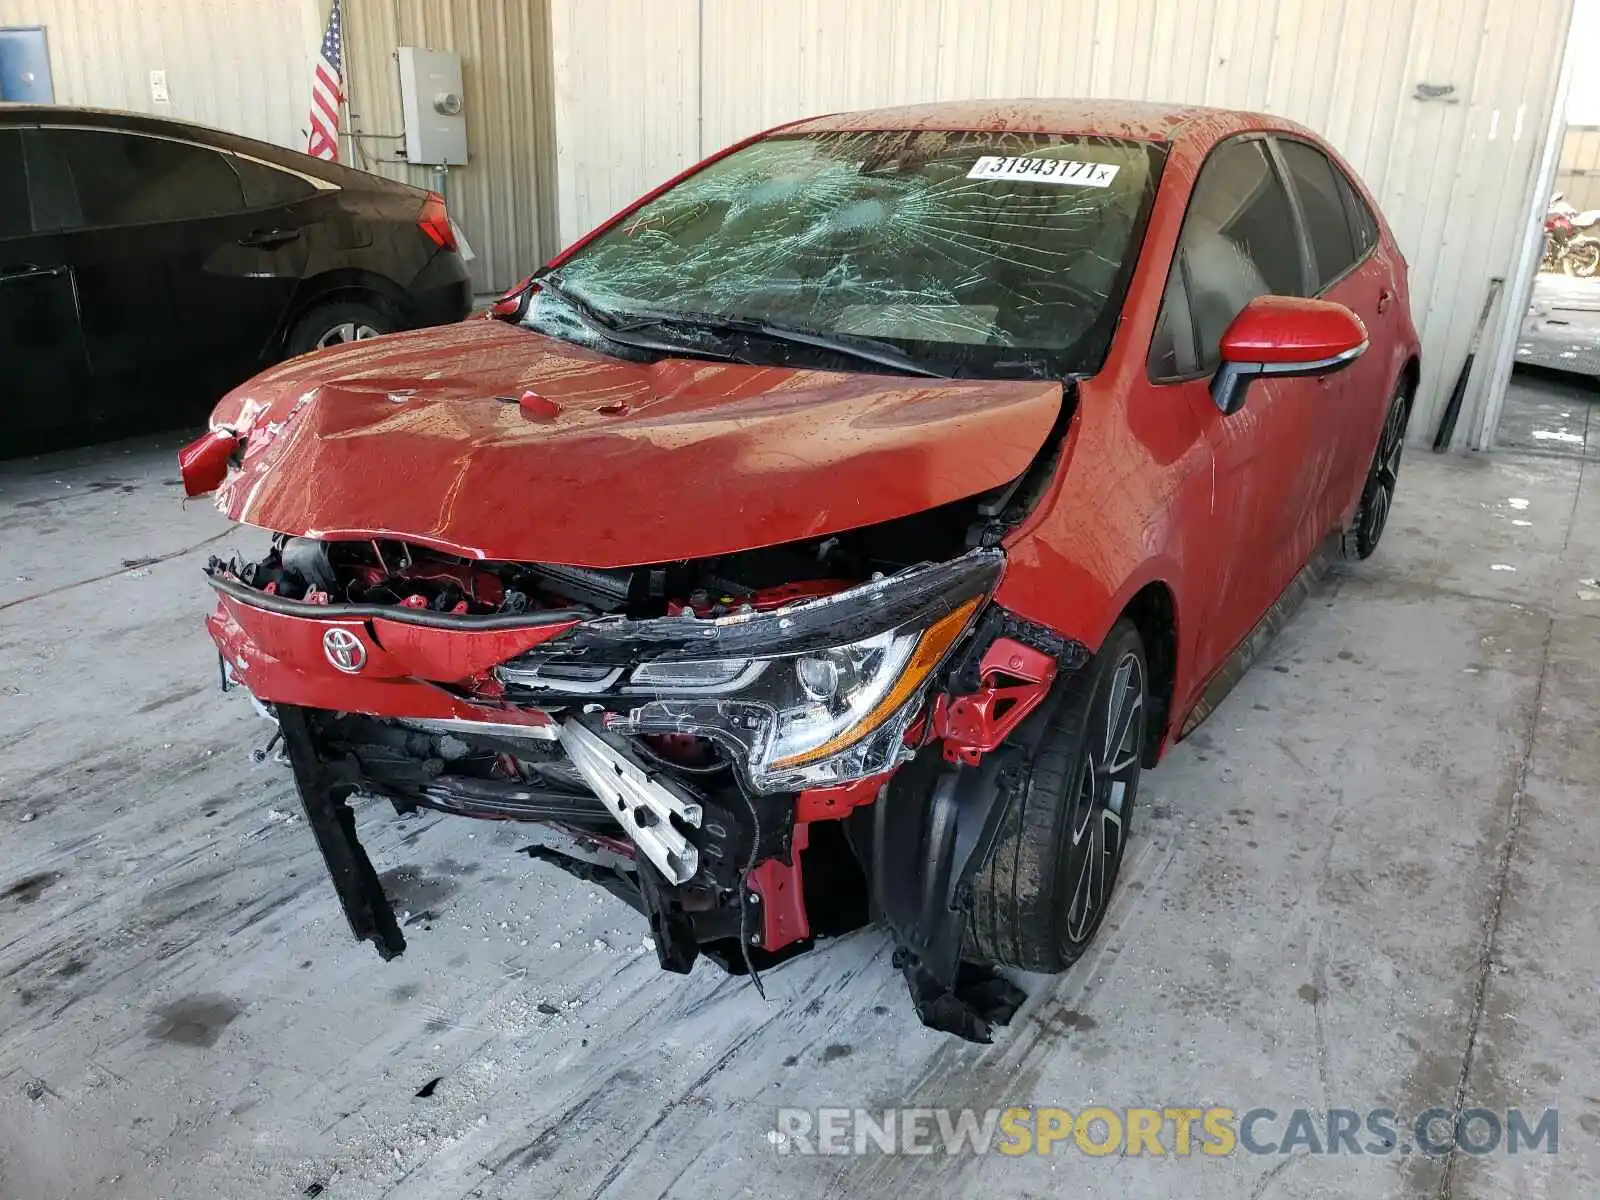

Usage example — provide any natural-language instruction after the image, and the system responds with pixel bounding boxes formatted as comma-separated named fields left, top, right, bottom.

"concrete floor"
left=1513, top=272, right=1600, bottom=378
left=1497, top=369, right=1600, bottom=461
left=2, top=433, right=1598, bottom=1199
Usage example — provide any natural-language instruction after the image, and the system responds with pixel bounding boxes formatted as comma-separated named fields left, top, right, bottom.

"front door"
left=1146, top=136, right=1322, bottom=682
left=0, top=127, right=92, bottom=452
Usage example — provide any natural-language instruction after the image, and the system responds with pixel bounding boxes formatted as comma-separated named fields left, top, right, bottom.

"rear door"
left=1147, top=136, right=1321, bottom=680
left=1272, top=137, right=1394, bottom=528
left=26, top=126, right=311, bottom=428
left=0, top=126, right=92, bottom=447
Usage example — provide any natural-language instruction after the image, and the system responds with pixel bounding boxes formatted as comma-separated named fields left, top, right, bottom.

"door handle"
left=237, top=228, right=301, bottom=249
left=1377, top=288, right=1394, bottom=315
left=0, top=263, right=68, bottom=283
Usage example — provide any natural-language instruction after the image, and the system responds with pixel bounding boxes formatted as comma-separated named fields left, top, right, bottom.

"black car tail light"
left=418, top=191, right=456, bottom=250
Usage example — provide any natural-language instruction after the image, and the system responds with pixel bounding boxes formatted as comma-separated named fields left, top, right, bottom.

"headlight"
left=610, top=594, right=983, bottom=792
left=500, top=549, right=1004, bottom=792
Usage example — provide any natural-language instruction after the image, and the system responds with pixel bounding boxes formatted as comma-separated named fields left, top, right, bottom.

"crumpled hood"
left=209, top=319, right=1062, bottom=567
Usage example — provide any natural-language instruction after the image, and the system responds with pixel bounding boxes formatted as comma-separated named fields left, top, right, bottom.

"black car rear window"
left=231, top=156, right=319, bottom=209
left=526, top=130, right=1165, bottom=379
left=43, top=129, right=246, bottom=227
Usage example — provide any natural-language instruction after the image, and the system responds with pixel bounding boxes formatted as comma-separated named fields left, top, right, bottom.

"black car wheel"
left=286, top=300, right=393, bottom=357
left=1349, top=384, right=1410, bottom=559
left=969, top=618, right=1147, bottom=972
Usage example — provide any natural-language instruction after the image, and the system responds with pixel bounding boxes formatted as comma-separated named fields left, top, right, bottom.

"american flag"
left=306, top=0, right=344, bottom=161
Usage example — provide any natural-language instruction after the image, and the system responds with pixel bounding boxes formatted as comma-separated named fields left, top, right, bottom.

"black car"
left=1, top=106, right=473, bottom=454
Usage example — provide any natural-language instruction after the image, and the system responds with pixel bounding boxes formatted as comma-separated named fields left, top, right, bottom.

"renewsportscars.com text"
left=771, top=1106, right=1559, bottom=1158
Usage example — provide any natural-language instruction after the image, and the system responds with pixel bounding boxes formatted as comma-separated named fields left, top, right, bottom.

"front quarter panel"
left=996, top=369, right=1212, bottom=695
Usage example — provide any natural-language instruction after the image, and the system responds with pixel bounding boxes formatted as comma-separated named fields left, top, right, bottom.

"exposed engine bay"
left=207, top=486, right=1009, bottom=620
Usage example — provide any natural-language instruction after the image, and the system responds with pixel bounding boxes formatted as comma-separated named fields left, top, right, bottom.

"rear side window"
left=230, top=156, right=318, bottom=208
left=0, top=130, right=27, bottom=238
left=1277, top=139, right=1358, bottom=289
left=1149, top=138, right=1305, bottom=378
left=1334, top=167, right=1379, bottom=255
left=43, top=129, right=246, bottom=227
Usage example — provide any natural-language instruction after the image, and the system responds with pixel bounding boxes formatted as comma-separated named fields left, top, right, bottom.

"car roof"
left=0, top=103, right=418, bottom=194
left=785, top=98, right=1296, bottom=144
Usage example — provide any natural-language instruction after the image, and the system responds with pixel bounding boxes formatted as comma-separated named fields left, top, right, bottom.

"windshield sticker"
left=966, top=156, right=1120, bottom=187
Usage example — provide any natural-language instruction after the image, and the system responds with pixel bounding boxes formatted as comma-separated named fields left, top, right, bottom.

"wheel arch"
left=1398, top=355, right=1420, bottom=403
left=1118, top=580, right=1179, bottom=766
left=274, top=269, right=411, bottom=357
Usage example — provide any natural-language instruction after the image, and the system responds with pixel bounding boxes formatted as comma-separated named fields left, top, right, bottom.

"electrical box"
left=396, top=46, right=467, bottom=166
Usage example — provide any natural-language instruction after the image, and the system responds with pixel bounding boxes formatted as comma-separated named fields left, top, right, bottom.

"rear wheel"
left=285, top=300, right=393, bottom=357
left=969, top=619, right=1147, bottom=973
left=1568, top=238, right=1600, bottom=277
left=1348, top=383, right=1410, bottom=559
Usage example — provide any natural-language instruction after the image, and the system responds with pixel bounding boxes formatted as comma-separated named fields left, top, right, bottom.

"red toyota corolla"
left=181, top=100, right=1418, bottom=1041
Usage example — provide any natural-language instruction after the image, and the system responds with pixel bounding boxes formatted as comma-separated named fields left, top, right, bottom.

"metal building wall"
left=340, top=0, right=560, bottom=292
left=550, top=0, right=1574, bottom=447
left=0, top=0, right=322, bottom=146
left=1556, top=124, right=1600, bottom=210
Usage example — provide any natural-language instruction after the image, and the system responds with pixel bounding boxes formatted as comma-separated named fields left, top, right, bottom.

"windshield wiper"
left=533, top=274, right=732, bottom=360
left=614, top=309, right=949, bottom=379
left=536, top=279, right=946, bottom=378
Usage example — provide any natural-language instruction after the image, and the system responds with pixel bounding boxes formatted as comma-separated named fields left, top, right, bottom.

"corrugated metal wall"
left=1556, top=124, right=1600, bottom=209
left=0, top=0, right=321, bottom=146
left=547, top=0, right=701, bottom=251
left=340, top=0, right=559, bottom=291
left=549, top=0, right=1574, bottom=447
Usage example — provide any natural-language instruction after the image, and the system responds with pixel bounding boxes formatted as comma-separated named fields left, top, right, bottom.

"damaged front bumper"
left=207, top=545, right=1085, bottom=1041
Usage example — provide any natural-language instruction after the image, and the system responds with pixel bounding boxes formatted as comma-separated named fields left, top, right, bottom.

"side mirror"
left=1211, top=295, right=1368, bottom=416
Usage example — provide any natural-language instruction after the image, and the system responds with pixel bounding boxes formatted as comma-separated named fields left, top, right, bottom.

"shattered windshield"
left=521, top=130, right=1164, bottom=378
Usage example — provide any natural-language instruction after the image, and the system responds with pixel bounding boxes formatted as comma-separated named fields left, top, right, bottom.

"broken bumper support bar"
left=555, top=716, right=704, bottom=885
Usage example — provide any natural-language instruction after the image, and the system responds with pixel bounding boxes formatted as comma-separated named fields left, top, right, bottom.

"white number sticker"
left=966, top=156, right=1121, bottom=187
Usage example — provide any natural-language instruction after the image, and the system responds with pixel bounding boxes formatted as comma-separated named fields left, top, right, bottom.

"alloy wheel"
left=315, top=322, right=383, bottom=348
left=1363, top=391, right=1408, bottom=549
left=1063, top=652, right=1144, bottom=943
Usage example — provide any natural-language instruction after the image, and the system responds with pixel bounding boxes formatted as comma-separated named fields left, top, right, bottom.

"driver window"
left=1149, top=138, right=1306, bottom=379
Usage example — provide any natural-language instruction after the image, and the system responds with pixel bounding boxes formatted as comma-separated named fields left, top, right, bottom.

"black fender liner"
left=849, top=621, right=1091, bottom=1043
left=849, top=744, right=1026, bottom=1042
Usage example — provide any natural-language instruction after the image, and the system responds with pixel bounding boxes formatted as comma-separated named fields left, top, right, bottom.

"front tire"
left=968, top=619, right=1147, bottom=973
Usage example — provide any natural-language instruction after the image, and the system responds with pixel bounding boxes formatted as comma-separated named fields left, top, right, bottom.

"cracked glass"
left=523, top=130, right=1163, bottom=379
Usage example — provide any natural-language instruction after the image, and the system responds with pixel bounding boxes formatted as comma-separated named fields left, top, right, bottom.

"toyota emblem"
left=322, top=627, right=367, bottom=673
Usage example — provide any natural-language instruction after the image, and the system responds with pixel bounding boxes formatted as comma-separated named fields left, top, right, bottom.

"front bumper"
left=207, top=577, right=576, bottom=727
